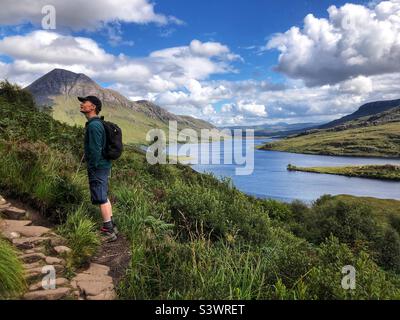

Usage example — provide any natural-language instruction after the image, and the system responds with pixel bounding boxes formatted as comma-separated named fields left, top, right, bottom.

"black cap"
left=78, top=96, right=102, bottom=113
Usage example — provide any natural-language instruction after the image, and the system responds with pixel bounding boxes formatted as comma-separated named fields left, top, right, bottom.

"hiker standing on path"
left=79, top=96, right=118, bottom=242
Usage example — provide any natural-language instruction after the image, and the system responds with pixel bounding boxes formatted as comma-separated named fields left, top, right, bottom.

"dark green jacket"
left=84, top=117, right=112, bottom=170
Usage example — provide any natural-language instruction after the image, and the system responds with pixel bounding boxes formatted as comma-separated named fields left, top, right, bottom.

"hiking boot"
left=100, top=227, right=117, bottom=243
left=112, top=223, right=119, bottom=236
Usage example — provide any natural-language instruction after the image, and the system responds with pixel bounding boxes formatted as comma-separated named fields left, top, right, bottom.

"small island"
left=287, top=164, right=400, bottom=181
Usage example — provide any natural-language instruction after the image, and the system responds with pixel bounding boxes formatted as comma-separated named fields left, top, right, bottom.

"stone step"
left=1, top=206, right=29, bottom=220
left=0, top=220, right=51, bottom=240
left=25, top=265, right=65, bottom=282
left=19, top=252, right=46, bottom=264
left=12, top=237, right=50, bottom=250
left=71, top=263, right=115, bottom=300
left=29, top=278, right=69, bottom=292
left=23, top=288, right=71, bottom=300
left=45, top=256, right=65, bottom=265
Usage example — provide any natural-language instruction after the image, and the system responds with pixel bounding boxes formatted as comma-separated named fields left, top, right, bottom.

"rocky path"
left=0, top=194, right=117, bottom=300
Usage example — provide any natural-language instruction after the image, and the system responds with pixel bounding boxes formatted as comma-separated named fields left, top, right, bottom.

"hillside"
left=26, top=69, right=222, bottom=144
left=2, top=81, right=400, bottom=300
left=259, top=105, right=400, bottom=158
left=223, top=122, right=321, bottom=137
left=319, top=99, right=400, bottom=129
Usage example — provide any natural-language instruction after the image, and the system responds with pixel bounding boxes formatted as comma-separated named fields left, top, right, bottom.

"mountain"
left=318, top=99, right=400, bottom=129
left=259, top=106, right=400, bottom=158
left=221, top=122, right=321, bottom=137
left=25, top=69, right=222, bottom=144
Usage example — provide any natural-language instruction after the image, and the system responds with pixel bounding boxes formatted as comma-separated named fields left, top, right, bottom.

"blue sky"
left=0, top=0, right=399, bottom=126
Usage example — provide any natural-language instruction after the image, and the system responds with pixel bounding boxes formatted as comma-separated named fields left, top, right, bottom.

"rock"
left=23, top=288, right=71, bottom=300
left=0, top=219, right=50, bottom=238
left=8, top=231, right=21, bottom=240
left=20, top=252, right=46, bottom=263
left=25, top=265, right=64, bottom=281
left=23, top=262, right=43, bottom=270
left=86, top=290, right=116, bottom=300
left=0, top=203, right=11, bottom=211
left=82, top=263, right=110, bottom=276
left=72, top=263, right=115, bottom=299
left=1, top=206, right=27, bottom=220
left=73, top=290, right=81, bottom=298
left=0, top=197, right=7, bottom=205
left=18, top=226, right=51, bottom=238
left=0, top=219, right=32, bottom=229
left=45, top=257, right=64, bottom=265
left=70, top=280, right=77, bottom=289
left=50, top=236, right=65, bottom=247
left=29, top=278, right=69, bottom=291
left=24, top=267, right=44, bottom=281
left=12, top=237, right=50, bottom=250
left=53, top=265, right=65, bottom=274
left=73, top=274, right=114, bottom=296
left=53, top=246, right=72, bottom=255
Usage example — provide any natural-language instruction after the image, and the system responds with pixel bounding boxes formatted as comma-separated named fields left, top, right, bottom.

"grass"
left=287, top=164, right=400, bottom=181
left=2, top=81, right=400, bottom=300
left=0, top=238, right=26, bottom=299
left=259, top=122, right=400, bottom=158
left=58, top=204, right=101, bottom=268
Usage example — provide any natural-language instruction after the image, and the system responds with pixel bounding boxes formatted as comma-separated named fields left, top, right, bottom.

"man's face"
left=80, top=100, right=96, bottom=114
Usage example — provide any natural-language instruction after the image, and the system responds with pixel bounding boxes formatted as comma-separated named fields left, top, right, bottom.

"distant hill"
left=222, top=122, right=321, bottom=137
left=26, top=69, right=222, bottom=144
left=259, top=106, right=400, bottom=158
left=318, top=99, right=400, bottom=129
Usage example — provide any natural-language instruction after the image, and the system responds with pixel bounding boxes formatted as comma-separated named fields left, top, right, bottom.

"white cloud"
left=267, top=0, right=400, bottom=86
left=236, top=101, right=267, bottom=117
left=0, top=31, right=114, bottom=65
left=0, top=0, right=180, bottom=30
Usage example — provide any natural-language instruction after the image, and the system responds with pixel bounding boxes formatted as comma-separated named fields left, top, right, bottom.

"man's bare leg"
left=100, top=199, right=112, bottom=222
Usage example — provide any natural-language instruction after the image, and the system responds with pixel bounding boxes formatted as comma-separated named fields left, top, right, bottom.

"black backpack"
left=100, top=117, right=123, bottom=160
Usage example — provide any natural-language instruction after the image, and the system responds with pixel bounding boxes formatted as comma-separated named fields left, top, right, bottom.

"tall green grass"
left=58, top=205, right=100, bottom=268
left=0, top=239, right=26, bottom=299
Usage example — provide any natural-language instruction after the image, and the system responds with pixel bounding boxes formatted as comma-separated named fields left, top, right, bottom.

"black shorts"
left=88, top=168, right=110, bottom=205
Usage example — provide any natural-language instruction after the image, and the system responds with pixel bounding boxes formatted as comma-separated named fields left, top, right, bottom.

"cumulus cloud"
left=0, top=31, right=240, bottom=116
left=267, top=0, right=400, bottom=86
left=0, top=0, right=181, bottom=30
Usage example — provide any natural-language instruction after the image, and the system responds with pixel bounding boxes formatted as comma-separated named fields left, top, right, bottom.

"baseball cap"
left=78, top=96, right=102, bottom=113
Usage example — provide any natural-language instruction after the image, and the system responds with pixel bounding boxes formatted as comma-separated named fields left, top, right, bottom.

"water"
left=169, top=138, right=400, bottom=203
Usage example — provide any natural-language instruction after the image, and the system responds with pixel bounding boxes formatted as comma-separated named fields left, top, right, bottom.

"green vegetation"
left=58, top=205, right=101, bottom=268
left=287, top=164, right=400, bottom=181
left=1, top=81, right=400, bottom=300
left=0, top=238, right=26, bottom=299
left=259, top=123, right=400, bottom=158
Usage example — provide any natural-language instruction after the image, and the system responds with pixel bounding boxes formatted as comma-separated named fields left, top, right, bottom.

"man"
left=79, top=96, right=118, bottom=242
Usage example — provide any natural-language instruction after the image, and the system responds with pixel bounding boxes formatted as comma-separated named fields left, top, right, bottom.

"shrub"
left=306, top=236, right=400, bottom=299
left=58, top=205, right=100, bottom=268
left=0, top=239, right=26, bottom=299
